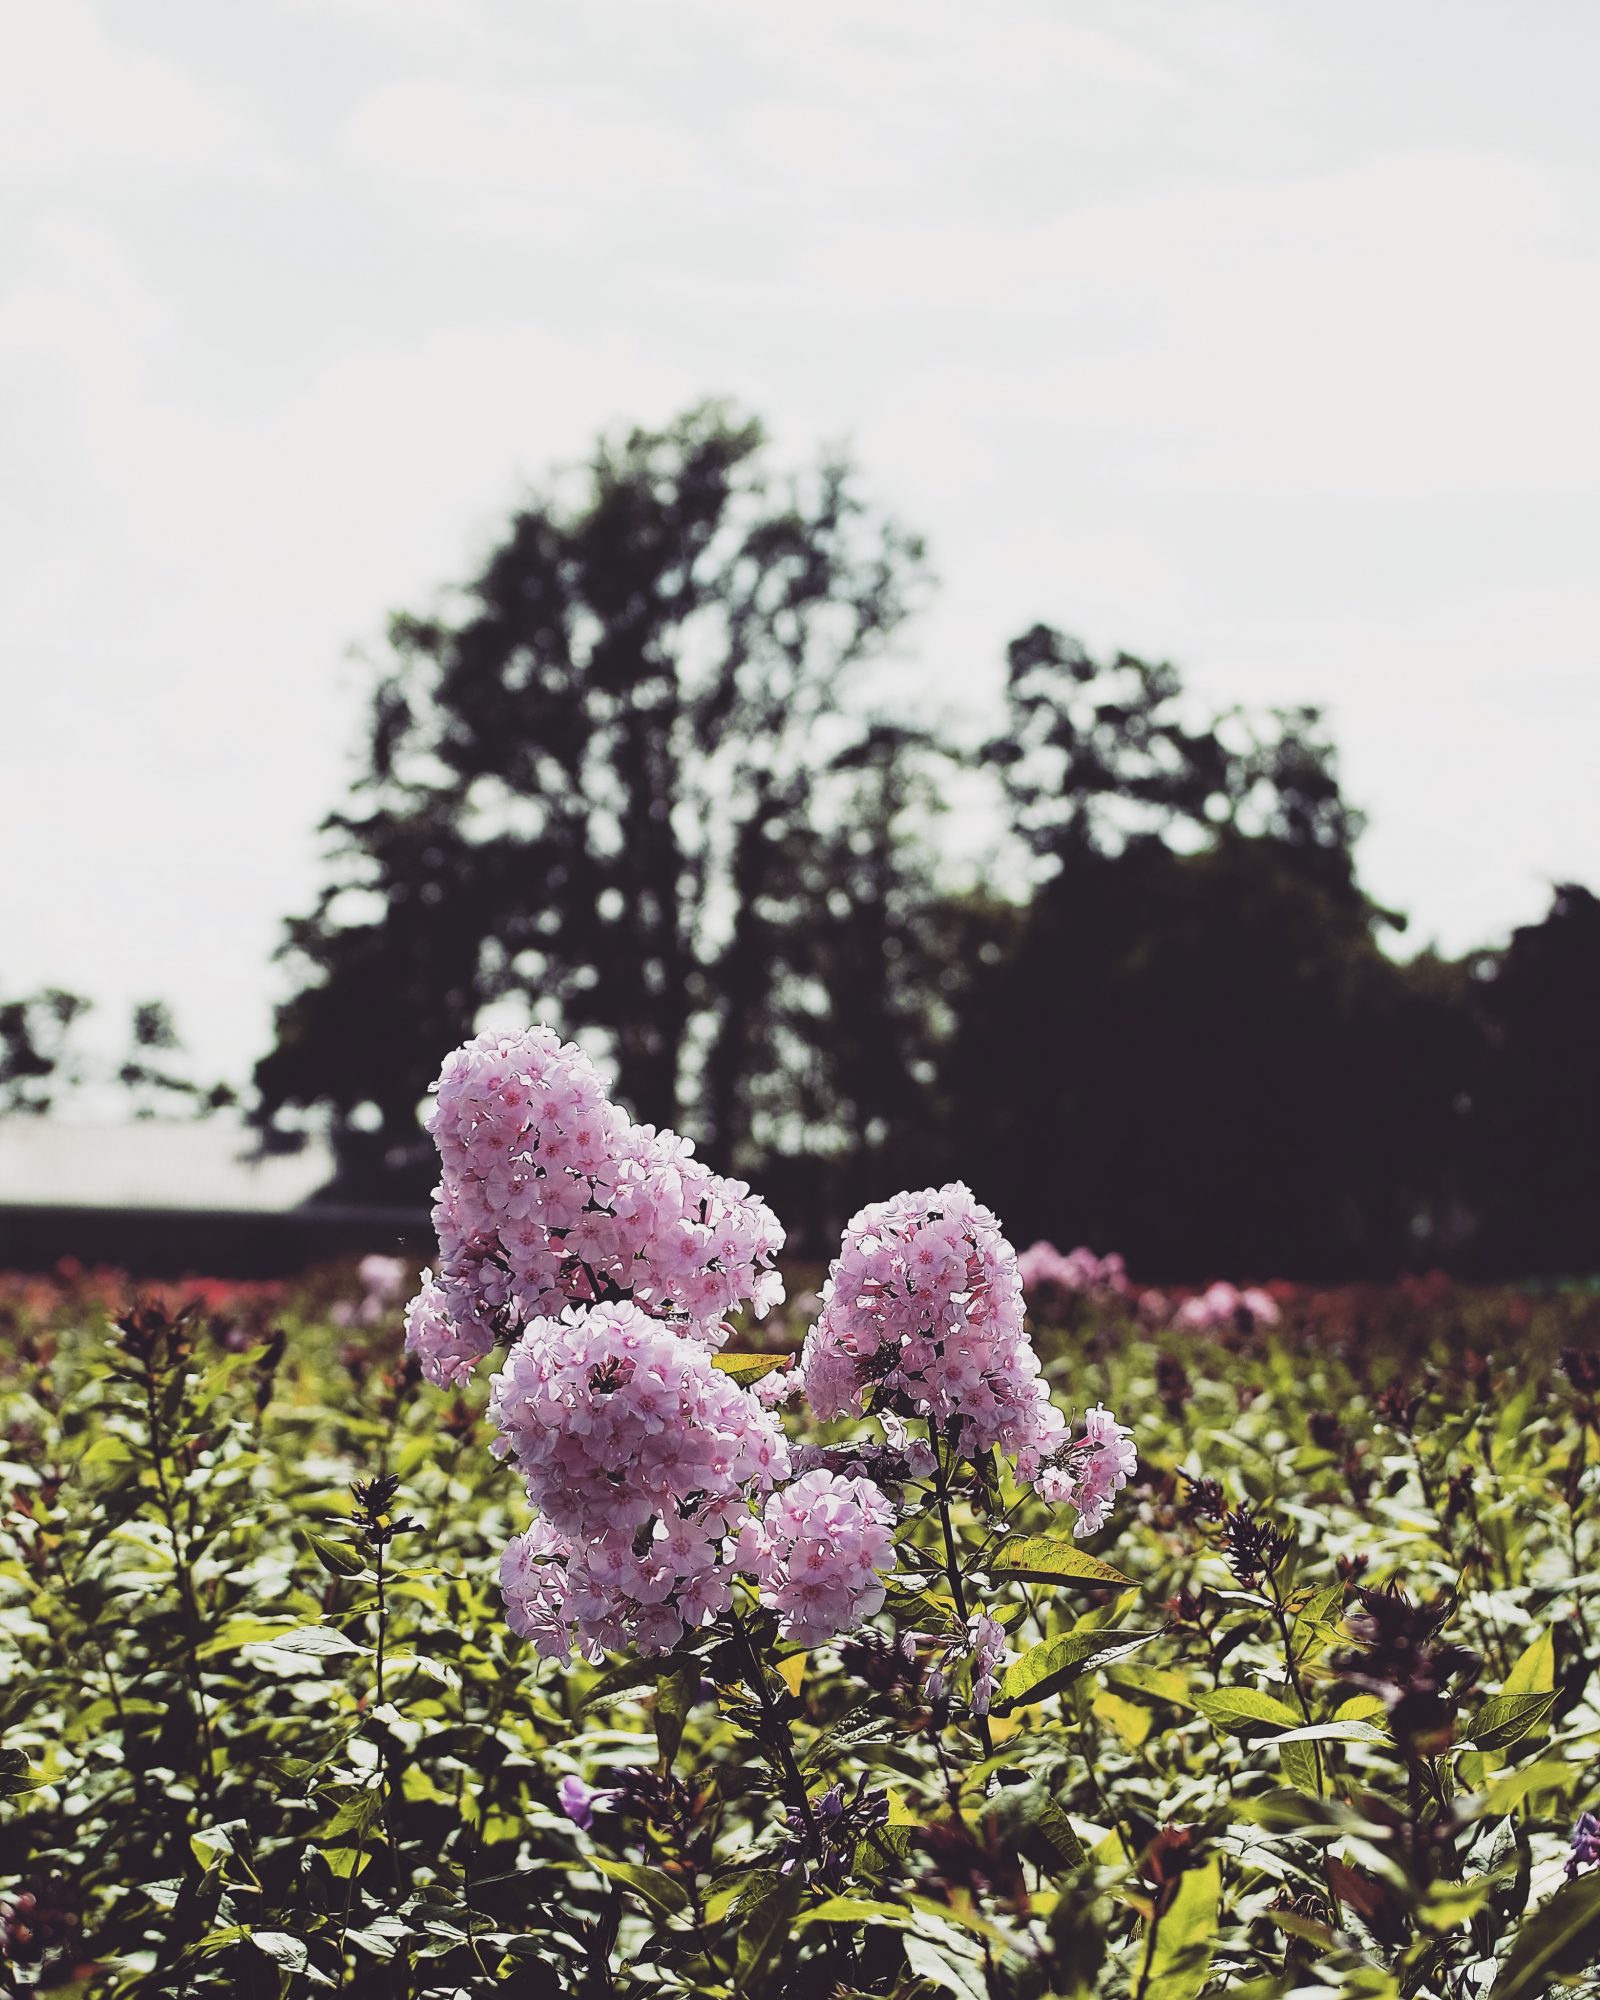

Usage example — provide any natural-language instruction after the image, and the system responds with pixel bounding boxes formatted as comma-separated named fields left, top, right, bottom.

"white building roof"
left=0, top=1119, right=337, bottom=1213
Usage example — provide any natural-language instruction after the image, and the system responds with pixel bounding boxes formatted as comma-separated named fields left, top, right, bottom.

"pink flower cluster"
left=1038, top=1403, right=1139, bottom=1536
left=1174, top=1281, right=1281, bottom=1332
left=488, top=1302, right=789, bottom=1538
left=967, top=1610, right=1006, bottom=1716
left=799, top=1183, right=1066, bottom=1475
left=404, top=1027, right=785, bottom=1386
left=402, top=1025, right=1137, bottom=1663
left=500, top=1510, right=737, bottom=1660
left=488, top=1301, right=793, bottom=1657
left=1017, top=1241, right=1129, bottom=1301
left=404, top=1272, right=492, bottom=1389
left=734, top=1469, right=897, bottom=1643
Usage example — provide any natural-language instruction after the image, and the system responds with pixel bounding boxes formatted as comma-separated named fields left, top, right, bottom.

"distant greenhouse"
left=0, top=1119, right=428, bottom=1277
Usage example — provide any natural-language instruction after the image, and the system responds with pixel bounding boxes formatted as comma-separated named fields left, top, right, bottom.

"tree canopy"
left=248, top=403, right=1596, bottom=1279
left=255, top=404, right=939, bottom=1195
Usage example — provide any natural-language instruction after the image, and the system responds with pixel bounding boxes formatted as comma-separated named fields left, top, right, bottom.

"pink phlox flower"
left=489, top=1301, right=791, bottom=1540
left=800, top=1184, right=1067, bottom=1481
left=967, top=1610, right=1006, bottom=1716
left=404, top=1270, right=495, bottom=1388
left=1038, top=1402, right=1137, bottom=1537
left=737, top=1468, right=898, bottom=1644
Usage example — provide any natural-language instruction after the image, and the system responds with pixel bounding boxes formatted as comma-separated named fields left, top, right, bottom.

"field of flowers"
left=4, top=1035, right=1600, bottom=1999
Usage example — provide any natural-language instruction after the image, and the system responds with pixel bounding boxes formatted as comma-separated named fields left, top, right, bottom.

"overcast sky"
left=4, top=0, right=1598, bottom=1087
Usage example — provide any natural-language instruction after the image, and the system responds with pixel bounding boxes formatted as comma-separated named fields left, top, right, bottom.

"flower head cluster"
left=404, top=1271, right=493, bottom=1389
left=1017, top=1241, right=1129, bottom=1301
left=404, top=1027, right=784, bottom=1382
left=799, top=1183, right=1065, bottom=1474
left=489, top=1302, right=790, bottom=1538
left=735, top=1468, right=897, bottom=1643
left=501, top=1509, right=739, bottom=1660
left=490, top=1301, right=792, bottom=1657
left=1038, top=1404, right=1138, bottom=1536
left=1175, top=1281, right=1281, bottom=1332
left=967, top=1610, right=1006, bottom=1716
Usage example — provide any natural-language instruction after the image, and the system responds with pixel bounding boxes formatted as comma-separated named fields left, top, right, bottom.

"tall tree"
left=948, top=628, right=1443, bottom=1274
left=1468, top=883, right=1600, bottom=1273
left=255, top=404, right=931, bottom=1189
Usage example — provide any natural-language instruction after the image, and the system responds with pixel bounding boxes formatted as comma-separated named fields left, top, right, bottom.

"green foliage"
left=4, top=1269, right=1600, bottom=1997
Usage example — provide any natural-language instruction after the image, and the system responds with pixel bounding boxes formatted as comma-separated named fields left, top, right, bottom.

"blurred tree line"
left=0, top=993, right=233, bottom=1121
left=241, top=404, right=1597, bottom=1279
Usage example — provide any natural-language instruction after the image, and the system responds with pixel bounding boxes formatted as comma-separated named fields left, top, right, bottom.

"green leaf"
left=995, top=1629, right=1160, bottom=1713
left=733, top=1870, right=804, bottom=1995
left=655, top=1657, right=699, bottom=1771
left=1028, top=1795, right=1087, bottom=1874
left=1280, top=1740, right=1321, bottom=1796
left=249, top=1623, right=366, bottom=1658
left=1503, top=1628, right=1555, bottom=1696
left=1469, top=1692, right=1557, bottom=1755
left=1104, top=1663, right=1197, bottom=1710
left=1492, top=1871, right=1600, bottom=2000
left=711, top=1353, right=788, bottom=1383
left=1194, top=1688, right=1303, bottom=1734
left=250, top=1932, right=309, bottom=1973
left=799, top=1896, right=917, bottom=1929
left=198, top=1616, right=304, bottom=1659
left=904, top=1933, right=989, bottom=2000
left=190, top=1822, right=245, bottom=1872
left=1272, top=1719, right=1387, bottom=1744
left=321, top=1787, right=383, bottom=1841
left=302, top=1531, right=368, bottom=1578
left=582, top=1656, right=664, bottom=1706
left=1476, top=1759, right=1578, bottom=1817
left=992, top=1536, right=1134, bottom=1587
left=589, top=1857, right=689, bottom=1919
left=1270, top=1908, right=1335, bottom=1947
left=1143, top=1857, right=1220, bottom=2000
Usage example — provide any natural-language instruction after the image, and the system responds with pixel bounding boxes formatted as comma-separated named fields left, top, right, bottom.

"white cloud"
left=0, top=217, right=696, bottom=1075
left=806, top=149, right=1600, bottom=500
left=2, top=0, right=1600, bottom=1076
left=0, top=0, right=267, bottom=181
left=341, top=76, right=734, bottom=243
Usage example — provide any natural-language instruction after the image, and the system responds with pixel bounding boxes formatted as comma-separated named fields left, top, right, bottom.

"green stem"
left=1265, top=1571, right=1323, bottom=1799
left=928, top=1420, right=994, bottom=1758
left=730, top=1600, right=818, bottom=1857
left=1133, top=1897, right=1162, bottom=2000
left=144, top=1366, right=217, bottom=1806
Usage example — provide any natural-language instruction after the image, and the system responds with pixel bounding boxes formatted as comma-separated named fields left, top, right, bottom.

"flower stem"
left=928, top=1420, right=994, bottom=1758
left=730, top=1601, right=818, bottom=1856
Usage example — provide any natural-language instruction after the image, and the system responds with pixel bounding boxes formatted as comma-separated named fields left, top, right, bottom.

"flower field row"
left=2, top=1028, right=1599, bottom=1996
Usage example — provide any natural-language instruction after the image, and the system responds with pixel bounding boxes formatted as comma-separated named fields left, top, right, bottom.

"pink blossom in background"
left=799, top=1182, right=1066, bottom=1477
left=1017, top=1241, right=1130, bottom=1300
left=1173, top=1280, right=1282, bottom=1331
left=358, top=1254, right=409, bottom=1305
left=335, top=1252, right=414, bottom=1327
left=735, top=1467, right=897, bottom=1643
